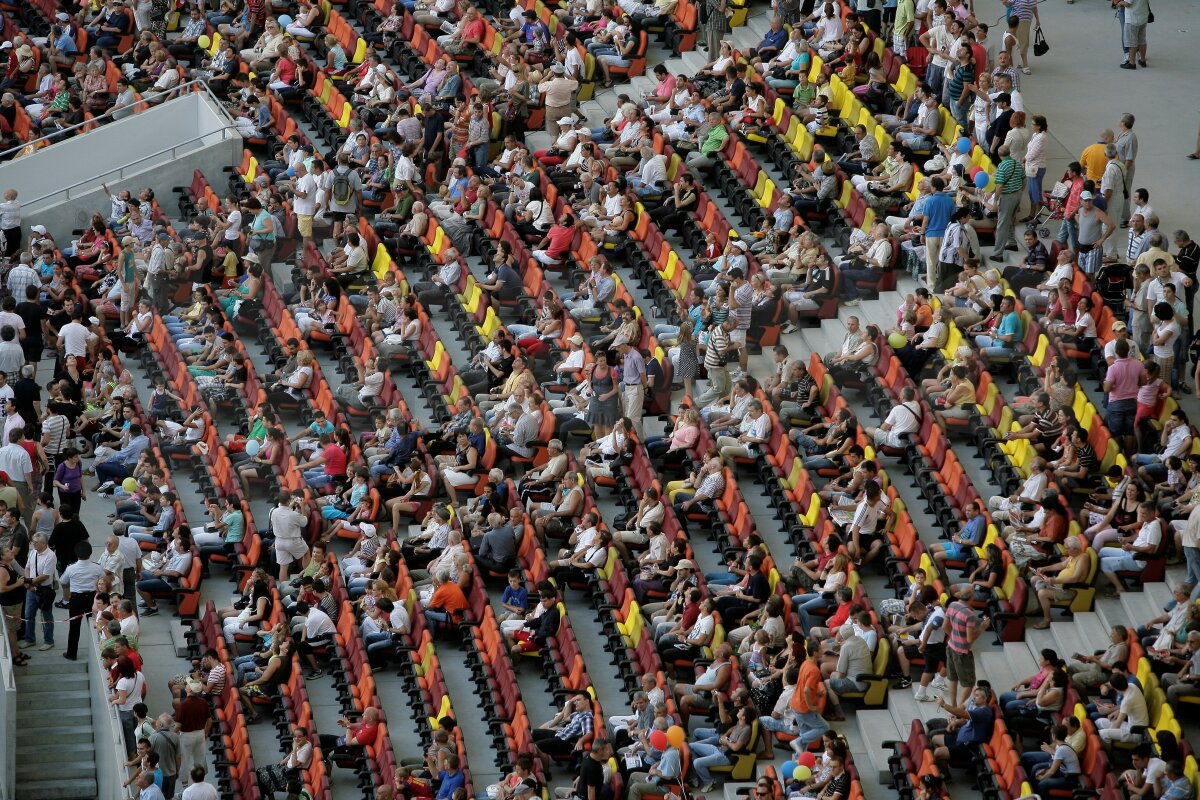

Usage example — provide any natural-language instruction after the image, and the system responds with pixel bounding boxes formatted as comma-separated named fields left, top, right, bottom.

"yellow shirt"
left=1079, top=143, right=1108, bottom=184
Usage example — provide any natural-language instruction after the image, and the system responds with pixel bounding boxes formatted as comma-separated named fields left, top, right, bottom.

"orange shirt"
left=791, top=660, right=826, bottom=714
left=429, top=582, right=469, bottom=616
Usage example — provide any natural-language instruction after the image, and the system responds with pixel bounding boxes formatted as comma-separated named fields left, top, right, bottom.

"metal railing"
left=0, top=78, right=233, bottom=162
left=0, top=624, right=14, bottom=800
left=88, top=625, right=132, bottom=800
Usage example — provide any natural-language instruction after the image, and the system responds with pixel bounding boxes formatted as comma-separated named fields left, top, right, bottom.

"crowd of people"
left=0, top=0, right=1197, bottom=800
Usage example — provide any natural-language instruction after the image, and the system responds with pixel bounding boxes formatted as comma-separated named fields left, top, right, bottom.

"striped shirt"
left=693, top=470, right=726, bottom=502
left=994, top=157, right=1023, bottom=194
left=704, top=326, right=730, bottom=370
left=945, top=600, right=980, bottom=654
left=732, top=283, right=753, bottom=330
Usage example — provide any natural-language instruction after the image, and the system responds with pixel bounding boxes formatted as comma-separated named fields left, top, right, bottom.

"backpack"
left=331, top=167, right=354, bottom=206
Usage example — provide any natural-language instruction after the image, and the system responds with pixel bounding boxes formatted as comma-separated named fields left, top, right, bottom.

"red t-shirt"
left=545, top=225, right=575, bottom=260
left=322, top=444, right=347, bottom=477
left=349, top=720, right=380, bottom=746
left=462, top=18, right=485, bottom=42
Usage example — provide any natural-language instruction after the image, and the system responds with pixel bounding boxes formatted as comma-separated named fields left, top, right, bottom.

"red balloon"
left=798, top=752, right=817, bottom=769
left=649, top=730, right=669, bottom=751
left=969, top=166, right=983, bottom=179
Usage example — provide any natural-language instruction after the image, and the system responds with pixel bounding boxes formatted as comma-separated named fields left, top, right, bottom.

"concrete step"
left=17, top=760, right=96, bottom=781
left=17, top=706, right=92, bottom=728
left=13, top=672, right=89, bottom=692
left=856, top=710, right=902, bottom=784
left=1023, top=625, right=1059, bottom=666
left=1002, top=643, right=1040, bottom=682
left=11, top=658, right=88, bottom=675
left=1143, top=582, right=1176, bottom=611
left=13, top=726, right=95, bottom=745
left=1049, top=618, right=1094, bottom=666
left=979, top=651, right=1026, bottom=696
left=887, top=681, right=946, bottom=732
left=15, top=689, right=90, bottom=710
left=1118, top=589, right=1161, bottom=629
left=16, top=742, right=99, bottom=764
left=1070, top=611, right=1111, bottom=645
left=14, top=777, right=99, bottom=800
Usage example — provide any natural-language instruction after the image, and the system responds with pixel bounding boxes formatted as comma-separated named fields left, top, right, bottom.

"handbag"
left=1033, top=27, right=1049, bottom=56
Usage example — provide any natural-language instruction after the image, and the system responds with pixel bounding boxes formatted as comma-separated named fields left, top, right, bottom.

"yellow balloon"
left=887, top=331, right=908, bottom=350
left=793, top=766, right=812, bottom=782
left=666, top=725, right=686, bottom=749
left=197, top=34, right=211, bottom=50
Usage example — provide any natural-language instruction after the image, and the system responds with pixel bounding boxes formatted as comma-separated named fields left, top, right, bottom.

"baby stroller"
left=1094, top=261, right=1132, bottom=313
left=1026, top=178, right=1071, bottom=239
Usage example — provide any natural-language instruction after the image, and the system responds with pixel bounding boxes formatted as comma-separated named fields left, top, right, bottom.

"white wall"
left=0, top=91, right=243, bottom=241
left=0, top=630, right=14, bottom=800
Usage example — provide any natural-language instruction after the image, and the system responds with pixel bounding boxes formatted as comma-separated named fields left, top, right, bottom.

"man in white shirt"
left=716, top=400, right=772, bottom=465
left=1098, top=503, right=1162, bottom=594
left=0, top=427, right=34, bottom=519
left=1095, top=674, right=1148, bottom=743
left=270, top=491, right=311, bottom=581
left=866, top=386, right=922, bottom=448
left=628, top=145, right=667, bottom=198
left=58, top=310, right=91, bottom=361
left=136, top=537, right=193, bottom=615
left=294, top=601, right=336, bottom=679
left=291, top=162, right=318, bottom=248
left=60, top=540, right=107, bottom=659
left=20, top=533, right=56, bottom=649
left=180, top=770, right=220, bottom=800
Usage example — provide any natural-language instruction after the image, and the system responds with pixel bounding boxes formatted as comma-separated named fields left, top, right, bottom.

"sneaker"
left=894, top=676, right=912, bottom=689
left=1119, top=61, right=1136, bottom=70
left=306, top=669, right=325, bottom=680
left=930, top=675, right=948, bottom=690
left=700, top=782, right=717, bottom=793
left=988, top=254, right=1006, bottom=263
left=844, top=298, right=861, bottom=306
left=18, top=640, right=34, bottom=649
left=780, top=322, right=797, bottom=334
left=142, top=606, right=160, bottom=616
left=914, top=687, right=934, bottom=702
left=38, top=643, right=53, bottom=651
left=98, top=481, right=115, bottom=493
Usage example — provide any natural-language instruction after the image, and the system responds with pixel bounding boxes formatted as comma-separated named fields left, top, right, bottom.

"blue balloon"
left=973, top=171, right=990, bottom=189
left=956, top=137, right=971, bottom=155
left=782, top=761, right=798, bottom=781
left=279, top=14, right=294, bottom=28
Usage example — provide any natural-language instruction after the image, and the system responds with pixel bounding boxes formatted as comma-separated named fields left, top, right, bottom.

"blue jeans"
left=1184, top=547, right=1200, bottom=598
left=365, top=631, right=398, bottom=662
left=794, top=710, right=828, bottom=747
left=304, top=468, right=333, bottom=489
left=705, top=572, right=739, bottom=585
left=691, top=727, right=720, bottom=745
left=22, top=591, right=53, bottom=644
left=792, top=593, right=831, bottom=634
left=137, top=571, right=175, bottom=596
left=1056, top=217, right=1078, bottom=251
left=690, top=742, right=730, bottom=783
left=1021, top=751, right=1052, bottom=775
left=1028, top=167, right=1046, bottom=205
left=96, top=460, right=131, bottom=483
left=840, top=267, right=880, bottom=300
left=975, top=335, right=1014, bottom=361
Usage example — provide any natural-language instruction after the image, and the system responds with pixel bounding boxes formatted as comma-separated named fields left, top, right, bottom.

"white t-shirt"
left=116, top=672, right=146, bottom=712
left=292, top=173, right=318, bottom=216
left=1131, top=519, right=1163, bottom=552
left=60, top=321, right=90, bottom=358
left=884, top=401, right=922, bottom=435
left=1152, top=319, right=1180, bottom=358
left=223, top=209, right=243, bottom=241
left=305, top=608, right=336, bottom=640
left=181, top=782, right=220, bottom=800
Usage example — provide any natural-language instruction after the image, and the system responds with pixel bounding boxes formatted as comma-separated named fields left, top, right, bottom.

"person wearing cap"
left=516, top=440, right=568, bottom=502
left=337, top=520, right=380, bottom=579
left=43, top=15, right=79, bottom=71
left=537, top=63, right=579, bottom=135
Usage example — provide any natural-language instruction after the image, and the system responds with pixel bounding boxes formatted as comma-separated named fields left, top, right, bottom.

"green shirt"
left=894, top=0, right=915, bottom=39
left=701, top=123, right=728, bottom=155
left=223, top=509, right=245, bottom=544
left=994, top=156, right=1023, bottom=194
left=792, top=83, right=817, bottom=110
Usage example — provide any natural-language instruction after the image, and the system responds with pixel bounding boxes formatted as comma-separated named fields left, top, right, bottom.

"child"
left=746, top=628, right=771, bottom=674
left=499, top=570, right=528, bottom=622
left=1135, top=361, right=1169, bottom=452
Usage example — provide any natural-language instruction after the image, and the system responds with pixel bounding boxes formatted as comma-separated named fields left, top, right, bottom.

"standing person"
left=989, top=146, right=1024, bottom=262
left=327, top=154, right=363, bottom=243
left=173, top=681, right=211, bottom=786
left=269, top=491, right=310, bottom=581
left=617, top=341, right=646, bottom=440
left=19, top=533, right=55, bottom=650
left=536, top=65, right=578, bottom=136
left=60, top=540, right=105, bottom=661
left=1118, top=1, right=1149, bottom=69
left=52, top=448, right=85, bottom=511
left=704, top=0, right=729, bottom=58
left=149, top=714, right=181, bottom=799
left=1001, top=0, right=1039, bottom=74
left=0, top=428, right=34, bottom=525
left=944, top=584, right=990, bottom=706
left=1114, top=114, right=1139, bottom=225
left=1075, top=192, right=1114, bottom=275
left=0, top=189, right=20, bottom=256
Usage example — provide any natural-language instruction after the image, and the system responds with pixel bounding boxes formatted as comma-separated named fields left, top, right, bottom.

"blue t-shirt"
left=961, top=514, right=987, bottom=545
left=761, top=28, right=788, bottom=50
left=996, top=312, right=1021, bottom=345
left=923, top=192, right=956, bottom=238
left=501, top=585, right=528, bottom=609
left=956, top=705, right=995, bottom=746
left=436, top=770, right=466, bottom=800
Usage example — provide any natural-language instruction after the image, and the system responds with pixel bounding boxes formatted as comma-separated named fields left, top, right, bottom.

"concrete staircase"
left=13, top=655, right=99, bottom=800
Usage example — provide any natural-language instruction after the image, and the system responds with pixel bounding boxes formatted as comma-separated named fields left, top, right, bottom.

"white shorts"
left=729, top=329, right=747, bottom=345
left=274, top=537, right=309, bottom=566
